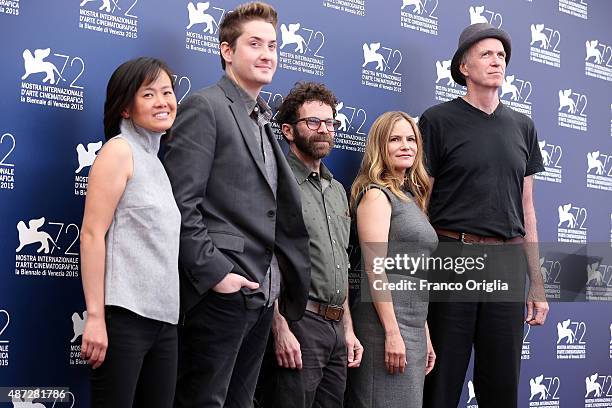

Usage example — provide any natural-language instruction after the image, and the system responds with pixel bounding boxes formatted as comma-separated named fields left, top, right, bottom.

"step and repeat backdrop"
left=1, top=0, right=612, bottom=406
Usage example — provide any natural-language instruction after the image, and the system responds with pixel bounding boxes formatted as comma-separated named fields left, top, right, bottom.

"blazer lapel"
left=220, top=77, right=273, bottom=193
left=229, top=102, right=270, bottom=183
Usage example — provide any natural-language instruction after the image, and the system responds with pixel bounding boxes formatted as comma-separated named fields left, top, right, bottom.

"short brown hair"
left=218, top=2, right=278, bottom=70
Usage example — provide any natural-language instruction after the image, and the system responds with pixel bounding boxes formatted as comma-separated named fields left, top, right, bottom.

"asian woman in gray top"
left=80, top=57, right=181, bottom=408
left=348, top=111, right=438, bottom=408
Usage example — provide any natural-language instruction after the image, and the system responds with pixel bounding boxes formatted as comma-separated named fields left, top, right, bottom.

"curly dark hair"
left=275, top=82, right=338, bottom=129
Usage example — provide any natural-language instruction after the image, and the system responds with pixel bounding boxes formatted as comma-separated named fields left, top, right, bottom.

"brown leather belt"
left=435, top=228, right=524, bottom=245
left=305, top=299, right=344, bottom=322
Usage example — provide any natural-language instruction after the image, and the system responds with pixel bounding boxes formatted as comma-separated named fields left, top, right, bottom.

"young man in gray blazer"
left=164, top=3, right=310, bottom=407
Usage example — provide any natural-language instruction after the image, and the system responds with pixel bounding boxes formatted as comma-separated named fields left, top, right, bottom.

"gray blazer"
left=164, top=76, right=311, bottom=321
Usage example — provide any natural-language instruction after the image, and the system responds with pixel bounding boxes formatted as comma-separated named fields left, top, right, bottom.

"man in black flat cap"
left=420, top=23, right=549, bottom=407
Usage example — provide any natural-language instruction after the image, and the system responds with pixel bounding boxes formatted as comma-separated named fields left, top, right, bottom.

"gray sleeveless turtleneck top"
left=104, top=119, right=180, bottom=324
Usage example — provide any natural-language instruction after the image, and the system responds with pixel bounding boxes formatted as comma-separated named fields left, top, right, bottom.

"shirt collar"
left=223, top=74, right=272, bottom=122
left=287, top=150, right=334, bottom=185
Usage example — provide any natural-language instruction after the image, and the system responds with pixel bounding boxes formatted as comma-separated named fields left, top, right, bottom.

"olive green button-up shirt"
left=287, top=151, right=351, bottom=306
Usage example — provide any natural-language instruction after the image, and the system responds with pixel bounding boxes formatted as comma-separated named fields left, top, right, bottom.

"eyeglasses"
left=293, top=117, right=341, bottom=132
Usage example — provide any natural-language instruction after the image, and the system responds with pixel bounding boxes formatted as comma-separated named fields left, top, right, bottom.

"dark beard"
left=292, top=126, right=334, bottom=160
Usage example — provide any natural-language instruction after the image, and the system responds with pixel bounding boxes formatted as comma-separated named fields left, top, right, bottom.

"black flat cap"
left=451, top=23, right=512, bottom=86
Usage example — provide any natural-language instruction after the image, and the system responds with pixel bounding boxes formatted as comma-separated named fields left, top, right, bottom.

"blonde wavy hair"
left=350, top=111, right=430, bottom=212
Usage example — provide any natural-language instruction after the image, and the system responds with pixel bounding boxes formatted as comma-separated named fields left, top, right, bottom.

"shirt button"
left=267, top=210, right=275, bottom=218
left=332, top=239, right=336, bottom=244
left=328, top=215, right=331, bottom=219
left=336, top=264, right=340, bottom=269
left=337, top=289, right=340, bottom=293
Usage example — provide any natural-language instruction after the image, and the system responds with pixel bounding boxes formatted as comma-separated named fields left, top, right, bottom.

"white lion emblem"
left=15, top=217, right=60, bottom=254
left=21, top=48, right=63, bottom=85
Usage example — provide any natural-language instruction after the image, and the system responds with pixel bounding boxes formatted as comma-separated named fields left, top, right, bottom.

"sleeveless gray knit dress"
left=348, top=184, right=438, bottom=408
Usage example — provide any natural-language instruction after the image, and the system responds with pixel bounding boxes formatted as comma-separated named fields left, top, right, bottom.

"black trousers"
left=423, top=237, right=524, bottom=408
left=257, top=311, right=347, bottom=408
left=90, top=306, right=178, bottom=408
left=175, top=290, right=274, bottom=408
left=423, top=301, right=523, bottom=408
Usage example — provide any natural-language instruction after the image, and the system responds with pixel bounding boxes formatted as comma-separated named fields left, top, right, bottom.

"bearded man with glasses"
left=257, top=81, right=363, bottom=408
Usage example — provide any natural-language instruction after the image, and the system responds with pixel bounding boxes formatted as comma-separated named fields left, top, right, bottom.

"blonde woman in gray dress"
left=348, top=111, right=437, bottom=408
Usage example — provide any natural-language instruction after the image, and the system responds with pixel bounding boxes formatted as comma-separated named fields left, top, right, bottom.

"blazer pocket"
left=209, top=231, right=245, bottom=253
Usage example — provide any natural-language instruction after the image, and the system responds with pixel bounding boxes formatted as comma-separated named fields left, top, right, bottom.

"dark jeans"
left=90, top=306, right=178, bottom=408
left=175, top=290, right=274, bottom=408
left=423, top=236, right=524, bottom=408
left=257, top=311, right=347, bottom=408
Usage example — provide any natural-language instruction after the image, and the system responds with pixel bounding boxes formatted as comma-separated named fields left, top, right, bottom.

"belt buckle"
left=460, top=232, right=474, bottom=245
left=322, top=305, right=343, bottom=322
